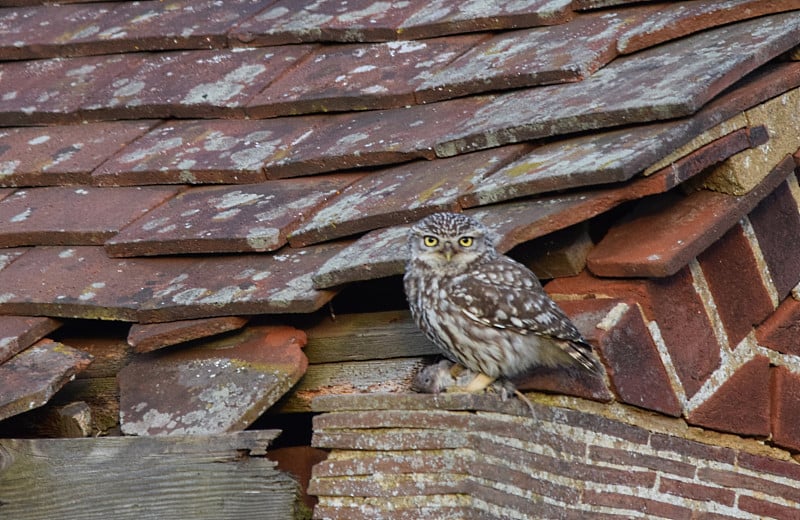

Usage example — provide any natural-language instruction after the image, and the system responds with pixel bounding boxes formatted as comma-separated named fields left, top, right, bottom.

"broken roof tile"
left=83, top=46, right=315, bottom=120
left=0, top=0, right=271, bottom=60
left=127, top=316, right=250, bottom=353
left=0, top=186, right=180, bottom=248
left=0, top=244, right=344, bottom=322
left=105, top=174, right=361, bottom=257
left=416, top=11, right=632, bottom=103
left=92, top=118, right=321, bottom=185
left=118, top=325, right=307, bottom=435
left=290, top=145, right=530, bottom=246
left=436, top=12, right=800, bottom=156
left=263, top=96, right=494, bottom=179
left=587, top=154, right=797, bottom=278
left=0, top=121, right=159, bottom=187
left=0, top=339, right=93, bottom=421
left=248, top=35, right=483, bottom=118
left=0, top=316, right=62, bottom=364
left=0, top=54, right=143, bottom=125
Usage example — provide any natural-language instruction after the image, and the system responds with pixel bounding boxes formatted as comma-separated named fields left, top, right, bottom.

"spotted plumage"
left=404, top=212, right=602, bottom=392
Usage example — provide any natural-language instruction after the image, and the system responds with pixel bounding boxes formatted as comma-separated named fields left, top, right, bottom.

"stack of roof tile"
left=0, top=0, right=800, bottom=517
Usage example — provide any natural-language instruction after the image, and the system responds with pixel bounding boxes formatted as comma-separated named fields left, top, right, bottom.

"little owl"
left=404, top=212, right=601, bottom=393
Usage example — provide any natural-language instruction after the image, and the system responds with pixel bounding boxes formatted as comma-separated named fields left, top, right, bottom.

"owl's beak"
left=441, top=243, right=454, bottom=261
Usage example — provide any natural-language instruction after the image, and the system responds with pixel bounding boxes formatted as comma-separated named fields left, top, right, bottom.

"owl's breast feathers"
left=448, top=257, right=602, bottom=374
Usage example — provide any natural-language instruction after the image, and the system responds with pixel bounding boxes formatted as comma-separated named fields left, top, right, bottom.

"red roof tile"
left=0, top=315, right=61, bottom=364
left=0, top=339, right=92, bottom=421
left=0, top=186, right=180, bottom=247
left=289, top=145, right=530, bottom=246
left=0, top=121, right=159, bottom=187
left=0, top=0, right=271, bottom=60
left=127, top=316, right=249, bottom=353
left=83, top=46, right=316, bottom=120
left=105, top=174, right=361, bottom=256
left=118, top=325, right=307, bottom=434
left=0, top=244, right=343, bottom=322
left=587, top=155, right=796, bottom=278
left=248, top=35, right=484, bottom=117
left=437, top=12, right=800, bottom=156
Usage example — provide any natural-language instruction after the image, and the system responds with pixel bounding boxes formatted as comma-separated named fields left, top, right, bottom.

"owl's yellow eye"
left=423, top=236, right=439, bottom=247
left=458, top=237, right=474, bottom=247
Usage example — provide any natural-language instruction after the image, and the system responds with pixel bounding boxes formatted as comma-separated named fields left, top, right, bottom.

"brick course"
left=311, top=394, right=800, bottom=519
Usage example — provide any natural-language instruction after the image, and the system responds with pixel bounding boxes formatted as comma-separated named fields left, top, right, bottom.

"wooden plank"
left=274, top=357, right=428, bottom=413
left=299, top=310, right=438, bottom=363
left=0, top=431, right=300, bottom=520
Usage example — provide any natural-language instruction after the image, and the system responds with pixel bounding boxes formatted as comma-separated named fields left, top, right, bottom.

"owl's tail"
left=566, top=338, right=604, bottom=374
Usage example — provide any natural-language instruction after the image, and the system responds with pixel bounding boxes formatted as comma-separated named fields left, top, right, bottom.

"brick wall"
left=546, top=162, right=800, bottom=450
left=310, top=394, right=800, bottom=519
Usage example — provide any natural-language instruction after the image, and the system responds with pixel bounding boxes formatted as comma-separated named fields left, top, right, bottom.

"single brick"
left=739, top=495, right=800, bottom=519
left=581, top=490, right=693, bottom=519
left=649, top=433, right=737, bottom=465
left=756, top=296, right=800, bottom=356
left=547, top=268, right=720, bottom=399
left=558, top=299, right=681, bottom=416
left=770, top=365, right=800, bottom=452
left=748, top=180, right=800, bottom=299
left=588, top=446, right=695, bottom=479
left=659, top=477, right=735, bottom=507
left=687, top=356, right=771, bottom=437
left=697, top=223, right=774, bottom=348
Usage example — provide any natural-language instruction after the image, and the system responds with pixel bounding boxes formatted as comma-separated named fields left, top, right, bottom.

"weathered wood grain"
left=300, top=310, right=438, bottom=364
left=0, top=431, right=300, bottom=520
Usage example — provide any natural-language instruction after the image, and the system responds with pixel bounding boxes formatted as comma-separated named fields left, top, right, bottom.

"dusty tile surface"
left=118, top=325, right=307, bottom=435
left=0, top=186, right=180, bottom=247
left=0, top=121, right=159, bottom=187
left=436, top=12, right=800, bottom=156
left=106, top=174, right=361, bottom=256
left=83, top=46, right=315, bottom=119
left=290, top=145, right=529, bottom=246
left=92, top=119, right=318, bottom=185
left=249, top=35, right=483, bottom=117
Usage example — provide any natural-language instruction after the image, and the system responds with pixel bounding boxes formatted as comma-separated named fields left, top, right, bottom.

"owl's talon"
left=514, top=389, right=536, bottom=416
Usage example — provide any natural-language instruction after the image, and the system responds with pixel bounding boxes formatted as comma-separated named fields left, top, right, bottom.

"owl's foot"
left=513, top=389, right=536, bottom=416
left=464, top=372, right=496, bottom=393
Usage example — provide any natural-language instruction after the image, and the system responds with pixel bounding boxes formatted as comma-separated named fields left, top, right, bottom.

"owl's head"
left=408, top=212, right=496, bottom=271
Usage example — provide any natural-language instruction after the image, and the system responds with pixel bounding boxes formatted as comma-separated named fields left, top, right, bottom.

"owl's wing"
left=449, top=257, right=601, bottom=373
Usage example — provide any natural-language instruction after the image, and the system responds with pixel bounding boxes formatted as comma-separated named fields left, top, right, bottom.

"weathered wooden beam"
left=0, top=431, right=301, bottom=520
left=298, top=310, right=438, bottom=364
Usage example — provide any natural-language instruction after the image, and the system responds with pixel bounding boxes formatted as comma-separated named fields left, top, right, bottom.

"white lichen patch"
left=182, top=64, right=266, bottom=105
left=246, top=227, right=280, bottom=251
left=0, top=160, right=20, bottom=176
left=141, top=216, right=172, bottom=231
left=119, top=136, right=183, bottom=164
left=10, top=208, right=31, bottom=223
left=27, top=135, right=50, bottom=145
